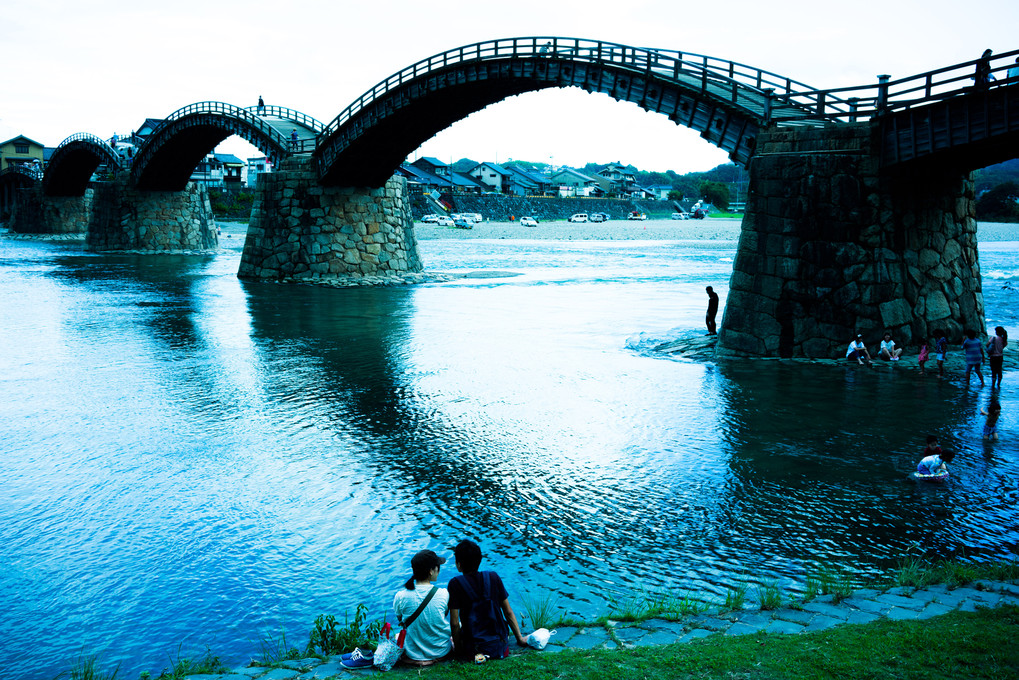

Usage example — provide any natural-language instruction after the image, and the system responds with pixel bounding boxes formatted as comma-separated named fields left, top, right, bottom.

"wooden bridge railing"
left=769, top=47, right=1019, bottom=123
left=317, top=37, right=842, bottom=144
left=153, top=101, right=295, bottom=152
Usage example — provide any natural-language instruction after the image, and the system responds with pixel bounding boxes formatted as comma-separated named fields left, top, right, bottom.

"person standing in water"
left=987, top=326, right=1007, bottom=389
left=705, top=286, right=719, bottom=335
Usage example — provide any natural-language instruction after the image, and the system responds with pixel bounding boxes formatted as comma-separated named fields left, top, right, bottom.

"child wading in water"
left=981, top=399, right=1002, bottom=441
left=917, top=448, right=955, bottom=476
left=918, top=340, right=929, bottom=375
left=933, top=329, right=948, bottom=377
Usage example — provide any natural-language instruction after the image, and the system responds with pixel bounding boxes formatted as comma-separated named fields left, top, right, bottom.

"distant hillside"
left=975, top=159, right=1019, bottom=194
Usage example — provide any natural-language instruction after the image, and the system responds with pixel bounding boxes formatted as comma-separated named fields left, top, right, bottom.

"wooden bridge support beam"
left=718, top=123, right=984, bottom=358
left=238, top=157, right=421, bottom=282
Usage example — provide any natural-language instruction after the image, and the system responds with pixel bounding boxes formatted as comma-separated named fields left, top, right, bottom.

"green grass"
left=62, top=652, right=119, bottom=680
left=411, top=606, right=1019, bottom=680
left=891, top=556, right=1019, bottom=589
left=723, top=580, right=748, bottom=610
left=756, top=581, right=783, bottom=610
left=606, top=589, right=710, bottom=623
left=254, top=624, right=303, bottom=666
left=152, top=646, right=226, bottom=680
left=805, top=564, right=857, bottom=603
left=521, top=593, right=567, bottom=630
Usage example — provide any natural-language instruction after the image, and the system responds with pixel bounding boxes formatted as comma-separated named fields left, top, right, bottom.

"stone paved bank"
left=179, top=581, right=1018, bottom=679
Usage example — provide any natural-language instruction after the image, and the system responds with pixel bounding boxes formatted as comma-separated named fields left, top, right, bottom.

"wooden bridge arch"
left=43, top=133, right=121, bottom=196
left=313, top=37, right=838, bottom=187
left=131, top=102, right=299, bottom=191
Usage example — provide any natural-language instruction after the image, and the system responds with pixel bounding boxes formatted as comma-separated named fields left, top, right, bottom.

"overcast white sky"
left=3, top=0, right=1017, bottom=174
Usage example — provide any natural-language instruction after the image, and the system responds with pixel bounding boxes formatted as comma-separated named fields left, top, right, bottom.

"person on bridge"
left=290, top=129, right=299, bottom=151
left=257, top=95, right=265, bottom=114
left=1009, top=57, right=1019, bottom=84
left=974, top=49, right=994, bottom=89
left=705, top=286, right=719, bottom=335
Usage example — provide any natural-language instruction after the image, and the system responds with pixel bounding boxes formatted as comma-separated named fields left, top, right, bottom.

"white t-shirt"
left=917, top=454, right=945, bottom=475
left=393, top=583, right=452, bottom=661
left=846, top=340, right=864, bottom=357
left=880, top=339, right=896, bottom=353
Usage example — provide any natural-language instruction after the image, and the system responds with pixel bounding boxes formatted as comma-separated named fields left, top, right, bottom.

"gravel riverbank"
left=414, top=218, right=1019, bottom=242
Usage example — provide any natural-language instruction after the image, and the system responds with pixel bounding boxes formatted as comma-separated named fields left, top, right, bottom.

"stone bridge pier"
left=87, top=180, right=218, bottom=251
left=718, top=123, right=983, bottom=358
left=9, top=187, right=92, bottom=235
left=237, top=157, right=422, bottom=282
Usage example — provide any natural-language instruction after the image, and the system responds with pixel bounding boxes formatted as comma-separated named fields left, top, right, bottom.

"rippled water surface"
left=1, top=222, right=1017, bottom=679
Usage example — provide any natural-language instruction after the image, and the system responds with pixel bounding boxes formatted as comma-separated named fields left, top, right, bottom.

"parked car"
left=627, top=211, right=647, bottom=220
left=435, top=216, right=454, bottom=226
left=671, top=212, right=689, bottom=220
left=452, top=216, right=474, bottom=229
left=466, top=213, right=483, bottom=223
left=421, top=214, right=440, bottom=223
left=568, top=213, right=589, bottom=223
left=520, top=216, right=538, bottom=227
left=589, top=212, right=609, bottom=223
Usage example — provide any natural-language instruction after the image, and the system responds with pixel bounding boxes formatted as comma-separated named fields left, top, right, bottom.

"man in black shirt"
left=706, top=286, right=719, bottom=335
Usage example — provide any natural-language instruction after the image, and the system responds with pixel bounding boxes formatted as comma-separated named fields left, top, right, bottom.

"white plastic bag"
left=526, top=628, right=556, bottom=650
left=373, top=638, right=401, bottom=671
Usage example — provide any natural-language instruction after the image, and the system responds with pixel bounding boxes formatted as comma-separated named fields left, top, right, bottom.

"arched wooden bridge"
left=36, top=38, right=1019, bottom=195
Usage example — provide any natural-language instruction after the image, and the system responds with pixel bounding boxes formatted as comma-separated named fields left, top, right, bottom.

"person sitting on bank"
left=448, top=540, right=528, bottom=661
left=879, top=332, right=903, bottom=361
left=917, top=448, right=955, bottom=476
left=392, top=550, right=453, bottom=667
left=846, top=334, right=872, bottom=365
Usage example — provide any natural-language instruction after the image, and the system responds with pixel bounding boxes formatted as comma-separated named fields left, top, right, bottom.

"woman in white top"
left=393, top=549, right=452, bottom=666
left=879, top=332, right=903, bottom=360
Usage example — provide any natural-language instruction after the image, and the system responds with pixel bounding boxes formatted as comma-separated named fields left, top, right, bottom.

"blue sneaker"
left=340, top=649, right=373, bottom=661
left=340, top=648, right=374, bottom=669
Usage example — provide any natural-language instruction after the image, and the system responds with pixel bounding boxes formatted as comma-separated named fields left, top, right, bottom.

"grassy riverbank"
left=417, top=607, right=1019, bottom=680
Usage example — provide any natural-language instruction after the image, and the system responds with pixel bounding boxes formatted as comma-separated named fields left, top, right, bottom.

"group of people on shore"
left=341, top=540, right=530, bottom=670
left=847, top=327, right=1009, bottom=389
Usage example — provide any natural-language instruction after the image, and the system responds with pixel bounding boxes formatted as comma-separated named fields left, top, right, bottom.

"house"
left=407, top=158, right=483, bottom=194
left=504, top=165, right=550, bottom=195
left=247, top=157, right=273, bottom=187
left=468, top=162, right=512, bottom=193
left=1, top=135, right=46, bottom=172
left=647, top=184, right=674, bottom=200
left=549, top=167, right=602, bottom=197
left=190, top=153, right=244, bottom=188
left=596, top=162, right=638, bottom=197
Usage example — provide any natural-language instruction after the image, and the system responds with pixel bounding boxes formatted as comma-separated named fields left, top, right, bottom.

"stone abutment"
left=238, top=157, right=422, bottom=281
left=9, top=187, right=92, bottom=234
left=87, top=181, right=218, bottom=251
left=718, top=123, right=983, bottom=358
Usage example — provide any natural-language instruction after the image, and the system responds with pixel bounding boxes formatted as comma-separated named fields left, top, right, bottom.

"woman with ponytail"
left=392, top=549, right=452, bottom=666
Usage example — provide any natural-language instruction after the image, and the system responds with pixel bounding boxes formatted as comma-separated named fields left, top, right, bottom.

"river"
left=1, top=220, right=1017, bottom=679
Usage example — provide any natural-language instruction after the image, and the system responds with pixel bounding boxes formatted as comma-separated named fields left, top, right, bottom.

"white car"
left=568, top=213, right=588, bottom=223
left=627, top=211, right=648, bottom=220
left=435, top=216, right=454, bottom=226
left=520, top=216, right=538, bottom=227
left=671, top=212, right=689, bottom=220
left=420, top=214, right=440, bottom=223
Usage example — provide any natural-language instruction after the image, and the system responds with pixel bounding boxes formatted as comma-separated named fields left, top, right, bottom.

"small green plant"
left=725, top=581, right=749, bottom=611
left=154, top=645, right=225, bottom=680
left=521, top=593, right=561, bottom=630
left=607, top=593, right=649, bottom=622
left=255, top=624, right=303, bottom=666
left=805, top=564, right=857, bottom=602
left=307, top=605, right=384, bottom=656
left=756, top=581, right=782, bottom=610
left=63, top=651, right=120, bottom=680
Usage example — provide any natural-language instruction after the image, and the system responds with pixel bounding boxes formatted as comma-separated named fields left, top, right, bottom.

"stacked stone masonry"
left=238, top=157, right=422, bottom=281
left=718, top=122, right=984, bottom=358
left=9, top=187, right=92, bottom=234
left=87, top=181, right=218, bottom=251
